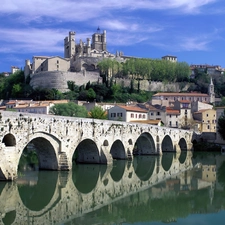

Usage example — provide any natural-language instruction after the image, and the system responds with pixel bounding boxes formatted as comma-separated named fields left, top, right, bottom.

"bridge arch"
left=179, top=138, right=188, bottom=151
left=110, top=140, right=126, bottom=160
left=75, top=139, right=100, bottom=164
left=2, top=133, right=16, bottom=146
left=20, top=134, right=59, bottom=171
left=133, top=132, right=156, bottom=155
left=161, top=135, right=174, bottom=152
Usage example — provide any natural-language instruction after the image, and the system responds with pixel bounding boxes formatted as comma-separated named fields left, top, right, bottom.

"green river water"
left=1, top=151, right=225, bottom=225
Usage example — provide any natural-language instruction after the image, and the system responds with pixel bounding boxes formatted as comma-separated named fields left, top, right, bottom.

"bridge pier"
left=0, top=146, right=19, bottom=180
left=156, top=143, right=163, bottom=155
left=174, top=143, right=182, bottom=153
left=100, top=146, right=113, bottom=164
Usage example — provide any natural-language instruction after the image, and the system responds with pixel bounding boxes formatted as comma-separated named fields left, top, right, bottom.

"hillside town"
left=1, top=29, right=225, bottom=147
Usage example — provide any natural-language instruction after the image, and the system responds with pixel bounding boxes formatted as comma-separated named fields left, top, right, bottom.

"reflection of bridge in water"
left=0, top=151, right=194, bottom=225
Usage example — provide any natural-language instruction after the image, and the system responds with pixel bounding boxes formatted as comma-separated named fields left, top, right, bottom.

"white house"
left=108, top=105, right=148, bottom=122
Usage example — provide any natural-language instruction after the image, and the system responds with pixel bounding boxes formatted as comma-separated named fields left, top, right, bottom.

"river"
left=0, top=151, right=225, bottom=225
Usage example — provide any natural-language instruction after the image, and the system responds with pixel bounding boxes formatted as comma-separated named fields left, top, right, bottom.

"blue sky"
left=1, top=0, right=225, bottom=72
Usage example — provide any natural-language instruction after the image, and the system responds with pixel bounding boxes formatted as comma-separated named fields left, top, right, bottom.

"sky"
left=1, top=0, right=225, bottom=73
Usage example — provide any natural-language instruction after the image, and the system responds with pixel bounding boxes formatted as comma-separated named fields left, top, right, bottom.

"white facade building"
left=108, top=105, right=148, bottom=122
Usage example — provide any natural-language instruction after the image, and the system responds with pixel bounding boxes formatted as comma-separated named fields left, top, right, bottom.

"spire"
left=210, top=76, right=213, bottom=85
left=97, top=26, right=100, bottom=33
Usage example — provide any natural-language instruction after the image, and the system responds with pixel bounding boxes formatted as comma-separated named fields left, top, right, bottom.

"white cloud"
left=0, top=0, right=217, bottom=25
left=180, top=37, right=210, bottom=51
left=0, top=28, right=66, bottom=53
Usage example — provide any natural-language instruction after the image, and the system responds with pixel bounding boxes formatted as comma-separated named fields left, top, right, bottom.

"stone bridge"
left=0, top=151, right=193, bottom=224
left=0, top=111, right=193, bottom=180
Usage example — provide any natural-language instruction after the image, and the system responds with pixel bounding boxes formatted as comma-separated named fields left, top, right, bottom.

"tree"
left=89, top=106, right=107, bottom=119
left=11, top=84, right=22, bottom=97
left=49, top=102, right=88, bottom=118
left=218, top=109, right=225, bottom=140
left=87, top=88, right=96, bottom=101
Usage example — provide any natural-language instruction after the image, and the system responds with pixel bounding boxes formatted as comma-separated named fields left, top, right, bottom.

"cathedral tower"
left=91, top=28, right=107, bottom=51
left=208, top=76, right=215, bottom=104
left=64, top=31, right=75, bottom=58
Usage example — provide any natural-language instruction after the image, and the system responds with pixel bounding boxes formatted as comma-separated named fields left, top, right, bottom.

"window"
left=143, top=115, right=146, bottom=119
left=135, top=114, right=137, bottom=118
left=151, top=112, right=154, bottom=116
left=131, top=113, right=134, bottom=118
left=176, top=121, right=178, bottom=126
left=157, top=112, right=161, bottom=116
left=169, top=121, right=172, bottom=126
left=139, top=114, right=142, bottom=119
left=206, top=114, right=208, bottom=117
left=111, top=113, right=116, bottom=117
left=207, top=125, right=210, bottom=129
left=170, top=115, right=171, bottom=118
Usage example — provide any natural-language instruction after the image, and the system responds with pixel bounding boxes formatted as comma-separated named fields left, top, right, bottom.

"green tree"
left=49, top=102, right=88, bottom=118
left=218, top=109, right=225, bottom=140
left=11, top=84, right=22, bottom=97
left=89, top=106, right=107, bottom=119
left=87, top=88, right=96, bottom=101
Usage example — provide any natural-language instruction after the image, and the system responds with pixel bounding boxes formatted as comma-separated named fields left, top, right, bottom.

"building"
left=108, top=105, right=148, bottom=122
left=173, top=100, right=193, bottom=128
left=5, top=100, right=69, bottom=114
left=166, top=107, right=180, bottom=128
left=24, top=28, right=124, bottom=78
left=137, top=103, right=167, bottom=125
left=191, top=101, right=213, bottom=113
left=193, top=109, right=216, bottom=133
left=190, top=64, right=224, bottom=78
left=11, top=66, right=20, bottom=74
left=152, top=92, right=212, bottom=106
left=151, top=78, right=215, bottom=106
left=161, top=55, right=177, bottom=62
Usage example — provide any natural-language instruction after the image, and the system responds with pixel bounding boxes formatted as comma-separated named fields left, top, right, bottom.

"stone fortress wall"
left=30, top=70, right=190, bottom=93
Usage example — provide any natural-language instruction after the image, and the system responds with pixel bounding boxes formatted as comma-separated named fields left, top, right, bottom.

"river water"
left=1, top=151, right=225, bottom=225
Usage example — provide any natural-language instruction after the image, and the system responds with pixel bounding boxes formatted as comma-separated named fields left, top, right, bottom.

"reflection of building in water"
left=202, top=165, right=216, bottom=182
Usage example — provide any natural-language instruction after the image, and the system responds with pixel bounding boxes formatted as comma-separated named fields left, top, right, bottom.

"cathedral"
left=24, top=28, right=125, bottom=78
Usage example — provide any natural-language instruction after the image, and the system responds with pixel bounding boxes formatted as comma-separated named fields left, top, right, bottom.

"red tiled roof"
left=117, top=105, right=148, bottom=113
left=179, top=100, right=191, bottom=103
left=154, top=92, right=209, bottom=97
left=166, top=108, right=180, bottom=115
